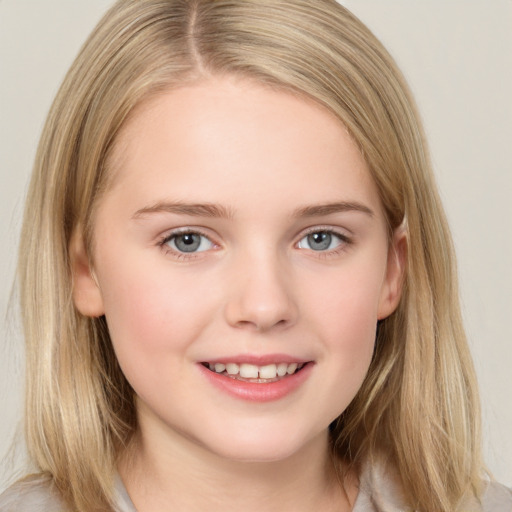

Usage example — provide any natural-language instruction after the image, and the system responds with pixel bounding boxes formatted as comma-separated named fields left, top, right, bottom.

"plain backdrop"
left=0, top=0, right=511, bottom=492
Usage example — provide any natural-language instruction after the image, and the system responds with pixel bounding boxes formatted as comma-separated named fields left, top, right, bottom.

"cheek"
left=307, top=260, right=384, bottom=342
left=96, top=259, right=217, bottom=383
left=327, top=291, right=377, bottom=382
left=300, top=257, right=386, bottom=391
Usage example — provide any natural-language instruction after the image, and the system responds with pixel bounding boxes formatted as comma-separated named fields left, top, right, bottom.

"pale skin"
left=71, top=76, right=406, bottom=511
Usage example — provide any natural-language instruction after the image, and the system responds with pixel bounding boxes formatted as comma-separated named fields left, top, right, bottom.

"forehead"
left=103, top=76, right=381, bottom=216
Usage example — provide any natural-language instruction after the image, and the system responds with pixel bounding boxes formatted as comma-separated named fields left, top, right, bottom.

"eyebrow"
left=132, top=200, right=374, bottom=220
left=132, top=202, right=234, bottom=219
left=292, top=201, right=374, bottom=218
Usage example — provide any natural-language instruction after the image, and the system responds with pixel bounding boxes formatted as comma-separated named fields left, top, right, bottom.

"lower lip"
left=198, top=363, right=314, bottom=402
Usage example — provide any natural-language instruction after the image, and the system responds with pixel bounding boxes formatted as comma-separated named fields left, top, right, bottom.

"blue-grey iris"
left=174, top=233, right=202, bottom=252
left=308, top=232, right=331, bottom=251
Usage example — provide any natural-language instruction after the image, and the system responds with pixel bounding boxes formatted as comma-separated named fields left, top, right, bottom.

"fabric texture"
left=1, top=465, right=511, bottom=511
left=356, top=459, right=512, bottom=512
left=0, top=475, right=135, bottom=512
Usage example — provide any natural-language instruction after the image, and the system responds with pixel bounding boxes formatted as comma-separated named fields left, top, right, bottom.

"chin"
left=194, top=423, right=324, bottom=465
left=215, top=445, right=296, bottom=464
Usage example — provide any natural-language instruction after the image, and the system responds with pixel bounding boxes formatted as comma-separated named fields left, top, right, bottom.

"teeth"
left=207, top=361, right=304, bottom=379
left=239, top=364, right=259, bottom=378
left=259, top=364, right=277, bottom=379
left=226, top=363, right=239, bottom=375
left=286, top=363, right=298, bottom=375
left=276, top=363, right=288, bottom=377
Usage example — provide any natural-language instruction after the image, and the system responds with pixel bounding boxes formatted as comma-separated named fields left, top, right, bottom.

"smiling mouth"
left=201, top=362, right=307, bottom=383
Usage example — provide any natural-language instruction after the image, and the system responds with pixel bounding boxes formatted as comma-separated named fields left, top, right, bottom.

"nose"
left=223, top=251, right=298, bottom=332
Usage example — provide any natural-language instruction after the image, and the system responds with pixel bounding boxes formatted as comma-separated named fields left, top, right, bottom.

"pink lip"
left=198, top=361, right=314, bottom=403
left=202, top=353, right=310, bottom=365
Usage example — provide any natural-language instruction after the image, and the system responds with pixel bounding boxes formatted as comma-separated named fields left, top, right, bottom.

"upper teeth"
left=207, top=362, right=302, bottom=379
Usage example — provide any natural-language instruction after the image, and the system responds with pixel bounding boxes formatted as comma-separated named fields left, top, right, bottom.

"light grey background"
left=1, top=0, right=510, bottom=492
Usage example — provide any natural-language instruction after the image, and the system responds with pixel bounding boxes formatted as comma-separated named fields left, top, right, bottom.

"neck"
left=119, top=426, right=357, bottom=512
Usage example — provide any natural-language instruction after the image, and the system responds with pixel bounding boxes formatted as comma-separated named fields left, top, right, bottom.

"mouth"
left=201, top=361, right=308, bottom=383
left=199, top=358, right=314, bottom=402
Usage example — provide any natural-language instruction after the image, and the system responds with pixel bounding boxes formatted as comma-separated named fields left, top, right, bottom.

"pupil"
left=175, top=233, right=201, bottom=252
left=308, top=232, right=331, bottom=251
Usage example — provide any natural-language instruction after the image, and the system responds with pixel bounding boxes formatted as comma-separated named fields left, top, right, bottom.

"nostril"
left=233, top=317, right=289, bottom=332
left=223, top=274, right=299, bottom=332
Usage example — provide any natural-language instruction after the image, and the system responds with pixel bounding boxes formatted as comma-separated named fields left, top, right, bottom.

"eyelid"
left=158, top=227, right=219, bottom=259
left=156, top=225, right=352, bottom=260
left=160, top=226, right=214, bottom=243
left=298, top=225, right=352, bottom=241
left=295, top=225, right=353, bottom=254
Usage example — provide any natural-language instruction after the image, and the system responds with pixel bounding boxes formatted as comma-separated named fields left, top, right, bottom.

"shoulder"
left=356, top=457, right=512, bottom=512
left=458, top=479, right=512, bottom=511
left=479, top=480, right=512, bottom=511
left=0, top=476, right=66, bottom=512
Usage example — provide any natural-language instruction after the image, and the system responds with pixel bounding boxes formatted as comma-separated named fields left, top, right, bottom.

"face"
left=72, top=76, right=404, bottom=463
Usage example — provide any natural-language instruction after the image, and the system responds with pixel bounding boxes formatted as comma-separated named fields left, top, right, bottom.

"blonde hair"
left=18, top=1, right=483, bottom=510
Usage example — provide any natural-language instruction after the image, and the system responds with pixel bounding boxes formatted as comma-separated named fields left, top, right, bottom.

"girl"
left=1, top=0, right=510, bottom=511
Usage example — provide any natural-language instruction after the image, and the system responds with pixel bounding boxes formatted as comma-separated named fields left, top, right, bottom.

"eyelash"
left=157, top=227, right=352, bottom=260
left=297, top=227, right=352, bottom=258
left=158, top=228, right=217, bottom=260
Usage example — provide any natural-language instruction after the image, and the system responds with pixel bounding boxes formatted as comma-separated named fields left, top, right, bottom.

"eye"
left=297, top=230, right=347, bottom=251
left=163, top=231, right=214, bottom=253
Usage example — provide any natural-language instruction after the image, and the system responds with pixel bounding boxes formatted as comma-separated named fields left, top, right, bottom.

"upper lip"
left=200, top=354, right=312, bottom=366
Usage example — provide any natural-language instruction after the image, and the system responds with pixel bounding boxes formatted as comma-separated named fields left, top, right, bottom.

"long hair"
left=18, top=1, right=483, bottom=510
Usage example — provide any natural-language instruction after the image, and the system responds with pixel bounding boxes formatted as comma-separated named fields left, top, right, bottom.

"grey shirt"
left=0, top=475, right=135, bottom=512
left=1, top=464, right=511, bottom=511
